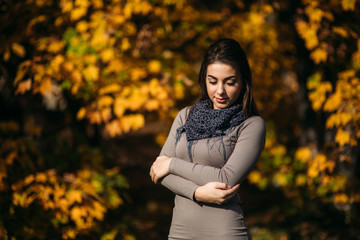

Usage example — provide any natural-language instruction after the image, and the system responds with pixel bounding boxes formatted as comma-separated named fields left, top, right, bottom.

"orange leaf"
left=14, top=60, right=31, bottom=85
left=11, top=43, right=26, bottom=57
left=99, top=84, right=121, bottom=95
left=310, top=47, right=327, bottom=64
left=341, top=0, right=356, bottom=11
left=39, top=76, right=53, bottom=95
left=71, top=7, right=87, bottom=21
left=83, top=65, right=99, bottom=81
left=77, top=107, right=87, bottom=120
left=335, top=129, right=350, bottom=146
left=15, top=78, right=32, bottom=95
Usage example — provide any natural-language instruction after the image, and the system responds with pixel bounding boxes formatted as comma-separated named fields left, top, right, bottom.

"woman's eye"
left=227, top=81, right=235, bottom=86
left=209, top=81, right=217, bottom=85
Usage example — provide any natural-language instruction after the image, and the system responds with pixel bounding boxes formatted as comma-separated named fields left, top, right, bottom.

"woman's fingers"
left=149, top=156, right=172, bottom=183
left=222, top=184, right=240, bottom=202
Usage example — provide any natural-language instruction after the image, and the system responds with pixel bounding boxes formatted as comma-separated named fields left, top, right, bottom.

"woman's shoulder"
left=240, top=115, right=266, bottom=133
left=244, top=115, right=265, bottom=125
left=174, top=106, right=192, bottom=125
left=176, top=106, right=192, bottom=119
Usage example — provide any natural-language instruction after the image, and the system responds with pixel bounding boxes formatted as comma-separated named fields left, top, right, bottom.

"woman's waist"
left=174, top=194, right=243, bottom=212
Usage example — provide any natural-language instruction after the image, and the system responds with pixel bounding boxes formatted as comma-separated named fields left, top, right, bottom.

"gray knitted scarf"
left=176, top=99, right=246, bottom=162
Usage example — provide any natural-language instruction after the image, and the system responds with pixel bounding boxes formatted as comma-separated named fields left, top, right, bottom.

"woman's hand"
left=194, top=182, right=240, bottom=205
left=150, top=156, right=172, bottom=183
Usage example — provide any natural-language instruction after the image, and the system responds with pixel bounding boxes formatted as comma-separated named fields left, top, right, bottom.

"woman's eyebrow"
left=207, top=75, right=236, bottom=80
left=207, top=75, right=217, bottom=80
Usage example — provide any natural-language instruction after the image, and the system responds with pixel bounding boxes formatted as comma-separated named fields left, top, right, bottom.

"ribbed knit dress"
left=159, top=106, right=266, bottom=240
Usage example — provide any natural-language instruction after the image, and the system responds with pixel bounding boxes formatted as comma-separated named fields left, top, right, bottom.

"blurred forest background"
left=0, top=0, right=359, bottom=239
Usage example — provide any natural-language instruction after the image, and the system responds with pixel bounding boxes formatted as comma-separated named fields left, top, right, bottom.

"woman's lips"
left=215, top=98, right=227, bottom=103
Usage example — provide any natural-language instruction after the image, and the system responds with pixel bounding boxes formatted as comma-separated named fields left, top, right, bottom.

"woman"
left=150, top=38, right=266, bottom=239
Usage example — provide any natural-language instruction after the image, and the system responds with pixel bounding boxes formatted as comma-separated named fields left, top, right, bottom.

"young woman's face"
left=206, top=63, right=242, bottom=110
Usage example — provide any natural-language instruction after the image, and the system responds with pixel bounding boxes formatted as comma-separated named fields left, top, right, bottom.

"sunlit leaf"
left=11, top=43, right=26, bottom=57
left=335, top=128, right=350, bottom=146
left=310, top=47, right=327, bottom=64
left=341, top=0, right=356, bottom=11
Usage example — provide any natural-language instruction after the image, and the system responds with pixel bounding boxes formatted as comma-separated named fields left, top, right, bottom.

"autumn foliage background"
left=1, top=0, right=360, bottom=239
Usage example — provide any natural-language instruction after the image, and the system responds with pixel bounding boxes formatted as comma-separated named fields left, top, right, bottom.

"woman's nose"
left=217, top=84, right=225, bottom=95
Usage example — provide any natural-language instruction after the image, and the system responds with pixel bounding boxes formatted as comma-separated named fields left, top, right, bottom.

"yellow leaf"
left=88, top=111, right=102, bottom=124
left=323, top=91, right=342, bottom=112
left=50, top=55, right=65, bottom=73
left=295, top=147, right=312, bottom=163
left=83, top=54, right=97, bottom=64
left=307, top=163, right=319, bottom=178
left=305, top=6, right=323, bottom=23
left=23, top=174, right=35, bottom=185
left=248, top=171, right=261, bottom=184
left=3, top=47, right=10, bottom=61
left=295, top=174, right=306, bottom=186
left=14, top=60, right=31, bottom=85
left=273, top=172, right=288, bottom=187
left=77, top=107, right=87, bottom=120
left=350, top=137, right=357, bottom=146
left=130, top=68, right=146, bottom=81
left=101, top=108, right=112, bottom=122
left=101, top=230, right=118, bottom=240
left=76, top=21, right=88, bottom=33
left=83, top=65, right=99, bottom=81
left=39, top=76, right=53, bottom=95
left=338, top=69, right=356, bottom=80
left=314, top=154, right=327, bottom=171
left=111, top=15, right=125, bottom=25
left=145, top=99, right=159, bottom=111
left=63, top=61, right=74, bottom=72
left=70, top=206, right=83, bottom=221
left=327, top=161, right=335, bottom=173
left=174, top=82, right=185, bottom=99
left=12, top=192, right=27, bottom=207
left=269, top=145, right=286, bottom=157
left=155, top=133, right=167, bottom=146
left=99, top=83, right=121, bottom=95
left=130, top=114, right=145, bottom=130
left=92, top=0, right=103, bottom=9
left=303, top=26, right=319, bottom=50
left=121, top=38, right=131, bottom=51
left=71, top=7, right=87, bottom=21
left=106, top=59, right=124, bottom=73
left=332, top=26, right=348, bottom=38
left=114, top=97, right=126, bottom=117
left=67, top=190, right=83, bottom=204
left=306, top=72, right=322, bottom=90
left=341, top=0, right=356, bottom=11
left=11, top=43, right=26, bottom=57
left=98, top=96, right=113, bottom=108
left=325, top=112, right=352, bottom=128
left=60, top=0, right=73, bottom=12
left=35, top=172, right=47, bottom=182
left=148, top=60, right=162, bottom=73
left=310, top=47, right=327, bottom=64
left=124, top=234, right=136, bottom=240
left=105, top=120, right=122, bottom=137
left=48, top=40, right=65, bottom=53
left=15, top=78, right=32, bottom=95
left=100, top=48, right=115, bottom=63
left=92, top=201, right=106, bottom=220
left=123, top=3, right=133, bottom=19
left=334, top=193, right=349, bottom=204
left=335, top=129, right=350, bottom=146
left=6, top=151, right=17, bottom=165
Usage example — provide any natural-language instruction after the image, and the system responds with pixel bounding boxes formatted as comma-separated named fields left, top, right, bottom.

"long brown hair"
left=197, top=38, right=259, bottom=116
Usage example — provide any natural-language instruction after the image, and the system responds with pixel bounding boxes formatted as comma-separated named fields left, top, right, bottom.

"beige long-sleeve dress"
left=159, top=106, right=266, bottom=240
